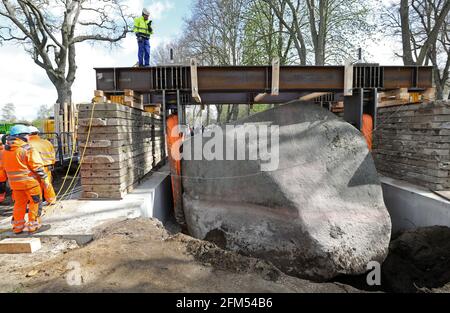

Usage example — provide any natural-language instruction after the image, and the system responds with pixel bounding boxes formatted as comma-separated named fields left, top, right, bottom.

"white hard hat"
left=142, top=8, right=149, bottom=16
left=28, top=126, right=40, bottom=134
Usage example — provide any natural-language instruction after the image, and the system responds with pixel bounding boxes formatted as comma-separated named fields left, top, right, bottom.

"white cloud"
left=0, top=0, right=174, bottom=121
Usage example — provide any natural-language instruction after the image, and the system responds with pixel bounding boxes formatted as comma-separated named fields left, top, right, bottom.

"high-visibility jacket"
left=362, top=113, right=373, bottom=151
left=2, top=138, right=46, bottom=190
left=28, top=135, right=56, bottom=166
left=133, top=16, right=153, bottom=38
left=0, top=145, right=6, bottom=183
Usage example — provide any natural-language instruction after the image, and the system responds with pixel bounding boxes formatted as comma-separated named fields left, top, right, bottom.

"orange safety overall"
left=29, top=135, right=56, bottom=204
left=362, top=114, right=374, bottom=152
left=166, top=114, right=185, bottom=225
left=2, top=137, right=45, bottom=234
left=0, top=145, right=6, bottom=202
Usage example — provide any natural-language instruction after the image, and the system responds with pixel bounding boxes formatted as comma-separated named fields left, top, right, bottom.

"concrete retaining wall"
left=77, top=103, right=165, bottom=199
left=381, top=176, right=450, bottom=234
left=373, top=101, right=450, bottom=191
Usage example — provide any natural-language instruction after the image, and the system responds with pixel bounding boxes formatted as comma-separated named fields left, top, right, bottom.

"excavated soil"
left=2, top=219, right=448, bottom=293
left=0, top=218, right=359, bottom=293
left=381, top=226, right=450, bottom=293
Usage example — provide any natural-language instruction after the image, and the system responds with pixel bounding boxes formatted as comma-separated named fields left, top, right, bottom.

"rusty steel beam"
left=95, top=65, right=433, bottom=104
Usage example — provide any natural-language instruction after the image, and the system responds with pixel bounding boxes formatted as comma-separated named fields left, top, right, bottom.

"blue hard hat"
left=10, top=124, right=31, bottom=136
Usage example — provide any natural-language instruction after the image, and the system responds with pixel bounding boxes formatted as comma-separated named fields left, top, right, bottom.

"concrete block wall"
left=373, top=100, right=450, bottom=191
left=77, top=103, right=164, bottom=199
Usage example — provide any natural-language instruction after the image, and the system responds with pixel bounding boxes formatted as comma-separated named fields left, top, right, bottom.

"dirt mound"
left=174, top=234, right=282, bottom=281
left=0, top=218, right=361, bottom=293
left=382, top=226, right=450, bottom=293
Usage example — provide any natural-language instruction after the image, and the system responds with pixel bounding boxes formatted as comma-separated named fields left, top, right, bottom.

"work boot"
left=12, top=219, right=26, bottom=235
left=26, top=220, right=42, bottom=234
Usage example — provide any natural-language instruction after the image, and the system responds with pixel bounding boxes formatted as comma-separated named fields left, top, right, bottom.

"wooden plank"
left=78, top=118, right=162, bottom=127
left=124, top=89, right=134, bottom=97
left=83, top=142, right=155, bottom=156
left=422, top=87, right=436, bottom=101
left=82, top=155, right=115, bottom=164
left=0, top=238, right=42, bottom=254
left=81, top=191, right=124, bottom=200
left=271, top=58, right=280, bottom=96
left=78, top=125, right=155, bottom=134
left=299, top=92, right=330, bottom=102
left=78, top=103, right=162, bottom=119
left=190, top=58, right=202, bottom=103
left=78, top=131, right=154, bottom=141
left=83, top=147, right=155, bottom=162
left=254, top=93, right=267, bottom=103
left=80, top=138, right=163, bottom=148
left=78, top=109, right=156, bottom=119
left=81, top=153, right=163, bottom=170
left=344, top=61, right=353, bottom=96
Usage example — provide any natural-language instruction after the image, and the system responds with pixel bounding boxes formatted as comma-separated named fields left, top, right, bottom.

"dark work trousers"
left=138, top=38, right=150, bottom=67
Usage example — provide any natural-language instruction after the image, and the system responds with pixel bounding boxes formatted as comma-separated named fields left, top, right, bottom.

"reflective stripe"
left=7, top=170, right=31, bottom=175
left=12, top=219, right=25, bottom=225
left=13, top=224, right=25, bottom=231
left=9, top=176, right=35, bottom=182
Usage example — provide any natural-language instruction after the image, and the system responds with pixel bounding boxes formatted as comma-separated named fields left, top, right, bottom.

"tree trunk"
left=434, top=69, right=445, bottom=100
left=226, top=105, right=233, bottom=122
left=232, top=104, right=240, bottom=121
left=400, top=0, right=414, bottom=65
left=215, top=105, right=223, bottom=124
left=55, top=83, right=72, bottom=115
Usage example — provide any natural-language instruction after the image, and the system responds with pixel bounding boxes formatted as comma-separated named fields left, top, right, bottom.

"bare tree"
left=264, top=0, right=376, bottom=65
left=384, top=0, right=450, bottom=99
left=153, top=40, right=190, bottom=65
left=0, top=0, right=132, bottom=110
left=1, top=102, right=16, bottom=122
left=263, top=0, right=308, bottom=64
left=243, top=0, right=297, bottom=65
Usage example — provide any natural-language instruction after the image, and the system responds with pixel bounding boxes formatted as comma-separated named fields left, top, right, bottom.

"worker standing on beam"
left=28, top=126, right=56, bottom=205
left=1, top=125, right=48, bottom=234
left=0, top=134, right=7, bottom=203
left=133, top=8, right=153, bottom=67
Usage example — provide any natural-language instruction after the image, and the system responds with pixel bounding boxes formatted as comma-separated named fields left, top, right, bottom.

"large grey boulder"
left=181, top=101, right=392, bottom=281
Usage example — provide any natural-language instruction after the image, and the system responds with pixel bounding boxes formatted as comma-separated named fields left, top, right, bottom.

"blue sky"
left=148, top=0, right=193, bottom=40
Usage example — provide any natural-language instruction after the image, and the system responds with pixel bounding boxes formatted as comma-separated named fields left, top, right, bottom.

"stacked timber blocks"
left=78, top=103, right=164, bottom=199
left=373, top=100, right=450, bottom=191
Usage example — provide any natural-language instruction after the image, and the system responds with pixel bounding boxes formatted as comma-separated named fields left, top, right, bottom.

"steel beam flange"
left=190, top=58, right=202, bottom=103
left=271, top=58, right=280, bottom=96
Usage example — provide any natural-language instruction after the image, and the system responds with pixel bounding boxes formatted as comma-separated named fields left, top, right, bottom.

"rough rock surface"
left=382, top=226, right=450, bottom=293
left=182, top=101, right=392, bottom=281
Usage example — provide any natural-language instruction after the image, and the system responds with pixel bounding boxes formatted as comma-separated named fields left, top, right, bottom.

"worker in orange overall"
left=0, top=134, right=7, bottom=203
left=1, top=125, right=48, bottom=234
left=166, top=112, right=185, bottom=226
left=28, top=126, right=56, bottom=205
left=361, top=113, right=374, bottom=151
